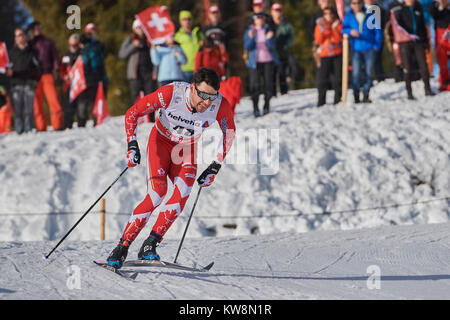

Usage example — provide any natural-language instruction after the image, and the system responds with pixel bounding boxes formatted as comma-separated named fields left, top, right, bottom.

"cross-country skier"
left=106, top=68, right=236, bottom=268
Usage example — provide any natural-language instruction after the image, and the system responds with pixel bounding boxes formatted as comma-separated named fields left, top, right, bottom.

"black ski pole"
left=173, top=187, right=202, bottom=264
left=44, top=167, right=129, bottom=259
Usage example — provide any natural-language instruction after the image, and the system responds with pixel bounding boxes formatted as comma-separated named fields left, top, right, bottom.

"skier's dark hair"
left=192, top=68, right=220, bottom=91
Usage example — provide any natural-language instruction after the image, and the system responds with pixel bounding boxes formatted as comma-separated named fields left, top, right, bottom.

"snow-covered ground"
left=0, top=79, right=449, bottom=300
left=1, top=222, right=450, bottom=299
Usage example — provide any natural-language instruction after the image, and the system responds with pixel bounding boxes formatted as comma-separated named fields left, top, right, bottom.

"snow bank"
left=0, top=79, right=449, bottom=242
left=1, top=222, right=450, bottom=299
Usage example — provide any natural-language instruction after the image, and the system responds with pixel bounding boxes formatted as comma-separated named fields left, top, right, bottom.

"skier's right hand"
left=127, top=140, right=141, bottom=167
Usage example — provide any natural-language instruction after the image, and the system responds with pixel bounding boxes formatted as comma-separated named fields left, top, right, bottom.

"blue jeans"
left=352, top=49, right=377, bottom=94
left=11, top=82, right=36, bottom=134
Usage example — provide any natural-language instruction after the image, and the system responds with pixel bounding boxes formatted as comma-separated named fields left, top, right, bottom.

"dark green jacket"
left=274, top=19, right=294, bottom=61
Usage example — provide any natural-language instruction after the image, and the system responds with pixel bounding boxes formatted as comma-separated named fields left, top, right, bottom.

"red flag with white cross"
left=136, top=6, right=175, bottom=45
left=69, top=56, right=87, bottom=102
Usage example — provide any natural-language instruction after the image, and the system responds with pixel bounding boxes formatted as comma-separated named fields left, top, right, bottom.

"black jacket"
left=428, top=1, right=450, bottom=29
left=8, top=44, right=41, bottom=84
left=394, top=2, right=429, bottom=43
left=202, top=22, right=229, bottom=49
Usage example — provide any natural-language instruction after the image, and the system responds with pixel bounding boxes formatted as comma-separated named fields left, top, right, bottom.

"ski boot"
left=106, top=238, right=129, bottom=269
left=138, top=231, right=162, bottom=261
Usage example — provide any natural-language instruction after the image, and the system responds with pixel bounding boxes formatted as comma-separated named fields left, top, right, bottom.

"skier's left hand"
left=197, top=161, right=221, bottom=187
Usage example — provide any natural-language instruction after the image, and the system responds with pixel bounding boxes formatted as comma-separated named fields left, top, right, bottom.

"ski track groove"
left=312, top=251, right=348, bottom=274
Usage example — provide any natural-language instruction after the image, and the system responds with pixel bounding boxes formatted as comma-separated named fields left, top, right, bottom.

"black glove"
left=126, top=140, right=141, bottom=167
left=197, top=161, right=222, bottom=187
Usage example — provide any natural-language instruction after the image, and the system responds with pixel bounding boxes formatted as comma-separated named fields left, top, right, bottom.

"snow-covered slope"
left=1, top=222, right=450, bottom=300
left=0, top=79, right=449, bottom=242
left=1, top=79, right=450, bottom=300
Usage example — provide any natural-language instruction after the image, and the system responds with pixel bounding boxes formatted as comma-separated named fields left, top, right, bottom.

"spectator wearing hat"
left=84, top=23, right=105, bottom=54
left=270, top=3, right=294, bottom=95
left=28, top=21, right=64, bottom=131
left=151, top=34, right=187, bottom=86
left=119, top=19, right=156, bottom=120
left=244, top=12, right=279, bottom=117
left=84, top=22, right=108, bottom=91
left=246, top=0, right=276, bottom=30
left=202, top=5, right=229, bottom=50
left=174, top=10, right=204, bottom=82
left=77, top=31, right=107, bottom=127
left=314, top=7, right=343, bottom=106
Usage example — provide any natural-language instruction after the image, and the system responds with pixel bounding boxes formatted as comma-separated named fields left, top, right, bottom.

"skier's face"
left=190, top=82, right=218, bottom=113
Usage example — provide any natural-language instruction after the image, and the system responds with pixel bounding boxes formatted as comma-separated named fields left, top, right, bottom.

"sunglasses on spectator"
left=195, top=85, right=218, bottom=101
left=351, top=2, right=362, bottom=4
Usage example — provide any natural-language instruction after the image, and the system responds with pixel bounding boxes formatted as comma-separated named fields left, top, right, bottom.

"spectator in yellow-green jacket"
left=174, top=10, right=204, bottom=82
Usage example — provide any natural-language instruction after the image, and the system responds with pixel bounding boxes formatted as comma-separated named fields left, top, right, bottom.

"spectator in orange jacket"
left=314, top=7, right=343, bottom=106
left=194, top=36, right=229, bottom=79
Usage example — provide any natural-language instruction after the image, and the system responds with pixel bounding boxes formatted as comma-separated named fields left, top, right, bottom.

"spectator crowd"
left=0, top=0, right=449, bottom=134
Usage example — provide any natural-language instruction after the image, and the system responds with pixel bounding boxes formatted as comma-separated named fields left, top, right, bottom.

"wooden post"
left=342, top=34, right=349, bottom=106
left=100, top=198, right=105, bottom=240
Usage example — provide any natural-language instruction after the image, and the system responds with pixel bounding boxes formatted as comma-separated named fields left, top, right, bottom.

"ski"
left=93, top=261, right=138, bottom=280
left=122, top=259, right=214, bottom=272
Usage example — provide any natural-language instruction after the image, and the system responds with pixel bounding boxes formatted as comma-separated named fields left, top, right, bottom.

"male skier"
left=106, top=68, right=236, bottom=268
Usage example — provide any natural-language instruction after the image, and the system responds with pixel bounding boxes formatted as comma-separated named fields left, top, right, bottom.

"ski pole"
left=44, top=166, right=129, bottom=259
left=173, top=187, right=202, bottom=264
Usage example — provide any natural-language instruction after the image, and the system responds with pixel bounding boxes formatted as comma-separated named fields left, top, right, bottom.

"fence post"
left=342, top=34, right=349, bottom=106
left=100, top=198, right=105, bottom=240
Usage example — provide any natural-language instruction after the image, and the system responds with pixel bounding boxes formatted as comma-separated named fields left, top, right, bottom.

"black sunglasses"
left=195, top=85, right=218, bottom=101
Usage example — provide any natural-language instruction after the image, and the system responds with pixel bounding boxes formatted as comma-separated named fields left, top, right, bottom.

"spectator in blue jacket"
left=244, top=13, right=280, bottom=117
left=150, top=34, right=187, bottom=86
left=343, top=0, right=383, bottom=103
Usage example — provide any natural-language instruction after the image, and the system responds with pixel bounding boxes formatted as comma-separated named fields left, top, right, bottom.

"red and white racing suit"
left=120, top=82, right=236, bottom=244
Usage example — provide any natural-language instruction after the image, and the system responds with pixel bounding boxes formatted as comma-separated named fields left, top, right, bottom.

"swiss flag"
left=0, top=42, right=10, bottom=74
left=92, top=82, right=110, bottom=125
left=136, top=6, right=175, bottom=45
left=335, top=0, right=344, bottom=21
left=391, top=11, right=419, bottom=43
left=69, top=56, right=87, bottom=102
